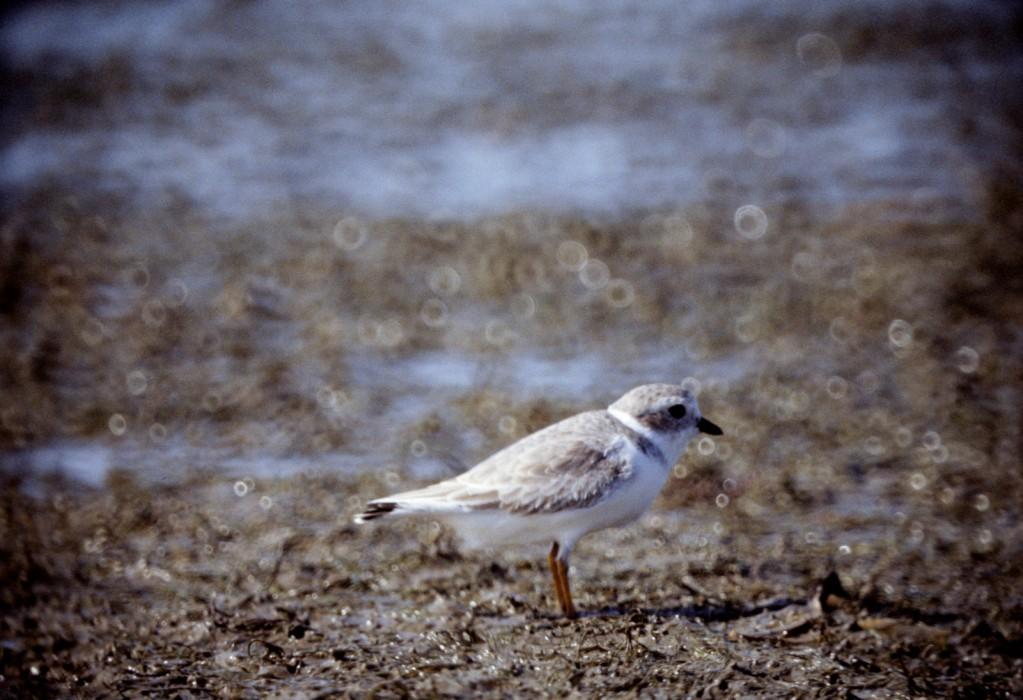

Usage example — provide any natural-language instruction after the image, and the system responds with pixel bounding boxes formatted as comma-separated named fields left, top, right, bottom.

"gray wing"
left=473, top=438, right=633, bottom=514
left=372, top=411, right=636, bottom=515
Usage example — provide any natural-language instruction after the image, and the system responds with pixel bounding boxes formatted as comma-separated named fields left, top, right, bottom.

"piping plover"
left=355, top=383, right=722, bottom=618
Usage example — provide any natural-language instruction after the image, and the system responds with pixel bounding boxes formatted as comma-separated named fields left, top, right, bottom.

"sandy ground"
left=2, top=193, right=1022, bottom=697
left=2, top=466, right=1021, bottom=698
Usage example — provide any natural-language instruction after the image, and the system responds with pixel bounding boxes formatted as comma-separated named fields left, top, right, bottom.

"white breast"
left=596, top=434, right=673, bottom=529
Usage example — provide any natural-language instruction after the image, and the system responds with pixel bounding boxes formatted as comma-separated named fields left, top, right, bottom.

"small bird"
left=355, top=383, right=722, bottom=618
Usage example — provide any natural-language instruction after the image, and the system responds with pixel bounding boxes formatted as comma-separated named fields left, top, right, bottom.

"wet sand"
left=2, top=196, right=1022, bottom=696
left=2, top=465, right=1021, bottom=697
left=2, top=1, right=1023, bottom=696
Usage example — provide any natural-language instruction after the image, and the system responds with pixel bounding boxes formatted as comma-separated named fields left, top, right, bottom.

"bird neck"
left=607, top=408, right=679, bottom=465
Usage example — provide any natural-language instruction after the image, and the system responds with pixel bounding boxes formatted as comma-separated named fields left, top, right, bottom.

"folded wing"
left=356, top=411, right=635, bottom=520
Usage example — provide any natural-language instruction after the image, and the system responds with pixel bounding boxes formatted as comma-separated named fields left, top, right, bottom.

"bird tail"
left=353, top=501, right=399, bottom=523
left=353, top=481, right=497, bottom=524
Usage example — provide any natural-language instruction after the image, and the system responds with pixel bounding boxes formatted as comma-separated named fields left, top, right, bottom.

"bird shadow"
left=578, top=596, right=804, bottom=622
left=569, top=571, right=849, bottom=623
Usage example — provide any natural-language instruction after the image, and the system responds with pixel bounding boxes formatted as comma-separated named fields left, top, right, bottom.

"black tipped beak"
left=697, top=417, right=723, bottom=435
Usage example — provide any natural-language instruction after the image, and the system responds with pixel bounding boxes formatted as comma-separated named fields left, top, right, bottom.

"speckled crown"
left=608, top=383, right=691, bottom=416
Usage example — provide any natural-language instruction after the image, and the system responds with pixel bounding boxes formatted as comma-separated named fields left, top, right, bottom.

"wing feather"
left=363, top=410, right=638, bottom=517
left=452, top=411, right=635, bottom=514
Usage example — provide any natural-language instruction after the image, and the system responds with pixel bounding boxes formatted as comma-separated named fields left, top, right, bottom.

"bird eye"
left=668, top=404, right=687, bottom=419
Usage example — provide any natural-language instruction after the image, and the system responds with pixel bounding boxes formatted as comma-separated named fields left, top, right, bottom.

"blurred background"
left=1, top=0, right=1022, bottom=694
left=2, top=0, right=1019, bottom=483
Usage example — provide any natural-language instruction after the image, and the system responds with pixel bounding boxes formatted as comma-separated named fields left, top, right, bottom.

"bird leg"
left=548, top=542, right=567, bottom=613
left=558, top=557, right=577, bottom=619
left=547, top=541, right=577, bottom=619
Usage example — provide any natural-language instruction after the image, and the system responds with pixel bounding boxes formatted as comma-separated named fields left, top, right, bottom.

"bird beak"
left=697, top=417, right=723, bottom=435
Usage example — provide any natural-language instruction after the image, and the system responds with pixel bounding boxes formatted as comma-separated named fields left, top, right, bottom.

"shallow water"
left=3, top=0, right=1017, bottom=219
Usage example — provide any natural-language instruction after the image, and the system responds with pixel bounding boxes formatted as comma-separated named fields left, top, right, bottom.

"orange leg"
left=547, top=542, right=577, bottom=619
left=548, top=542, right=567, bottom=613
left=558, top=558, right=577, bottom=619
